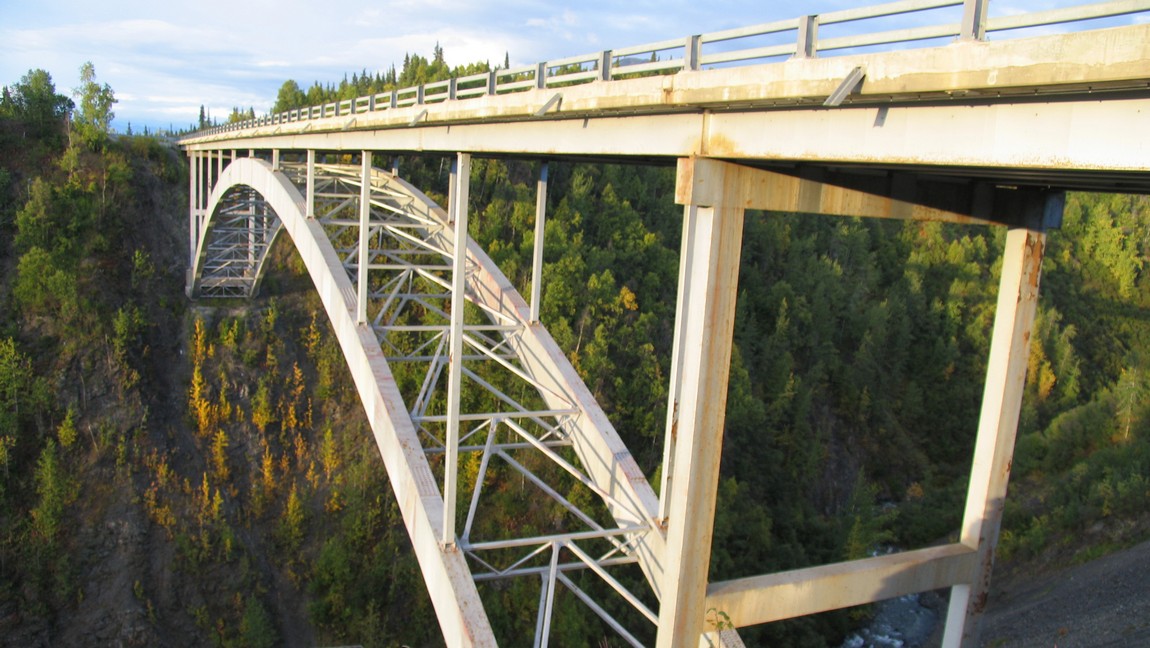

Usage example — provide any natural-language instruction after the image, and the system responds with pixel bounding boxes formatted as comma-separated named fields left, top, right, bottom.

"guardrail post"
left=417, top=85, right=425, bottom=105
left=368, top=94, right=376, bottom=112
left=390, top=90, right=398, bottom=109
left=449, top=78, right=458, bottom=100
left=796, top=15, right=819, bottom=58
left=685, top=35, right=702, bottom=71
left=487, top=70, right=497, bottom=95
left=599, top=50, right=612, bottom=81
left=536, top=62, right=547, bottom=89
left=961, top=0, right=989, bottom=40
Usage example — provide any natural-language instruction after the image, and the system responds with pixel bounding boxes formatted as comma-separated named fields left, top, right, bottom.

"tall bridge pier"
left=180, top=1, right=1150, bottom=645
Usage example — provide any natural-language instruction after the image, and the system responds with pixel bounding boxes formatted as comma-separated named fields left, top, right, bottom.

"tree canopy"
left=0, top=68, right=73, bottom=139
left=71, top=61, right=116, bottom=149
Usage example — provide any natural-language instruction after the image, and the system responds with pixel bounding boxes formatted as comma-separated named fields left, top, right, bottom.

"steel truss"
left=192, top=184, right=282, bottom=297
left=193, top=154, right=664, bottom=646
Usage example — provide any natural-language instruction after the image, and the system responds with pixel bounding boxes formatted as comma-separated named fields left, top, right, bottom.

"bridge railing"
left=193, top=0, right=1150, bottom=137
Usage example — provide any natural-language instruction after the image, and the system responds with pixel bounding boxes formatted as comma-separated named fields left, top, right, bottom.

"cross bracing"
left=192, top=186, right=282, bottom=297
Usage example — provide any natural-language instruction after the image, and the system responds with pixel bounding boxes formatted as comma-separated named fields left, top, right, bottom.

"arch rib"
left=199, top=158, right=496, bottom=646
left=193, top=156, right=672, bottom=645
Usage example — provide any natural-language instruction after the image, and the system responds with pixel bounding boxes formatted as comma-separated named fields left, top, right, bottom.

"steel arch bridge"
left=180, top=0, right=1150, bottom=645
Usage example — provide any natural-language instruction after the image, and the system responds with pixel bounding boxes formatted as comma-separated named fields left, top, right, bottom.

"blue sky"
left=1, top=0, right=1143, bottom=133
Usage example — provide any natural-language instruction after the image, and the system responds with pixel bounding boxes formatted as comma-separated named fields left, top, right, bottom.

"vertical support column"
left=187, top=150, right=200, bottom=296
left=535, top=542, right=562, bottom=648
left=657, top=158, right=746, bottom=648
left=529, top=162, right=549, bottom=323
left=248, top=170, right=257, bottom=276
left=272, top=149, right=280, bottom=172
left=658, top=178, right=698, bottom=523
left=216, top=149, right=223, bottom=183
left=356, top=151, right=371, bottom=324
left=942, top=221, right=1049, bottom=648
left=306, top=149, right=316, bottom=219
left=443, top=152, right=471, bottom=548
left=961, top=0, right=989, bottom=41
left=201, top=151, right=211, bottom=239
left=188, top=150, right=198, bottom=265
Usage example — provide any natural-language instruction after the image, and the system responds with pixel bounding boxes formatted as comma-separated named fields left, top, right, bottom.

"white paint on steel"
left=657, top=160, right=747, bottom=647
left=187, top=150, right=197, bottom=272
left=194, top=156, right=674, bottom=643
left=185, top=1, right=1148, bottom=141
left=529, top=162, right=548, bottom=324
left=180, top=25, right=1150, bottom=190
left=444, top=152, right=471, bottom=548
left=199, top=158, right=496, bottom=646
left=306, top=149, right=315, bottom=219
left=943, top=225, right=1048, bottom=648
left=705, top=543, right=978, bottom=625
left=357, top=152, right=370, bottom=324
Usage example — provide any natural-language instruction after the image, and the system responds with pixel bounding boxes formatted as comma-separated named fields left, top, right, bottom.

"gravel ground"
left=976, top=539, right=1150, bottom=647
left=842, top=539, right=1150, bottom=648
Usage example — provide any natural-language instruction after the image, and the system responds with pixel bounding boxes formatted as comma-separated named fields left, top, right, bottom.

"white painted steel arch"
left=198, top=158, right=496, bottom=645
left=192, top=157, right=671, bottom=646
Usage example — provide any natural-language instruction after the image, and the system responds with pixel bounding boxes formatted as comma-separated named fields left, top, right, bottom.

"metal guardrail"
left=192, top=0, right=1150, bottom=137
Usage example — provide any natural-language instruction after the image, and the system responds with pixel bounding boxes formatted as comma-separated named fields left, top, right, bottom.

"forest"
left=1, top=50, right=1149, bottom=647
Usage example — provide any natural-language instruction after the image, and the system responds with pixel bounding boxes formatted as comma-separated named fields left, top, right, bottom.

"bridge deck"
left=181, top=24, right=1150, bottom=193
